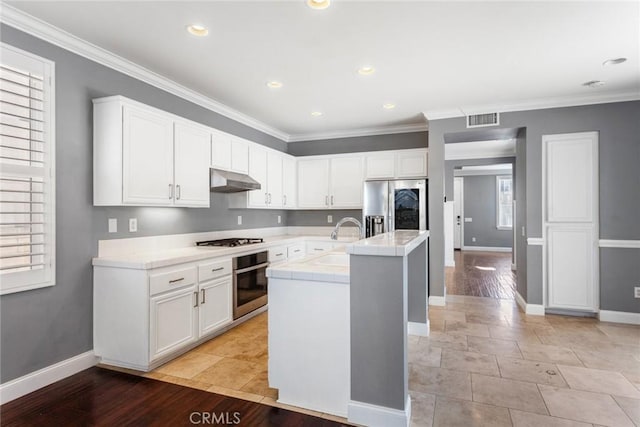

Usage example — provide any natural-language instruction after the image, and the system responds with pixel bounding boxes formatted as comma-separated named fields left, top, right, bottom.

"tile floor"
left=130, top=249, right=640, bottom=427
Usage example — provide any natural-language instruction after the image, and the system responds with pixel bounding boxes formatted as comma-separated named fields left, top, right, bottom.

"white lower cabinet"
left=306, top=241, right=336, bottom=254
left=198, top=277, right=232, bottom=337
left=150, top=285, right=198, bottom=361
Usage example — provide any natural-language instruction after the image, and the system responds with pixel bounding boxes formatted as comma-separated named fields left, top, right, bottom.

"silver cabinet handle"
left=268, top=193, right=272, bottom=204
left=265, top=193, right=268, bottom=204
left=193, top=291, right=199, bottom=308
left=168, top=184, right=173, bottom=199
left=201, top=289, right=206, bottom=305
left=211, top=267, right=224, bottom=272
left=283, top=195, right=287, bottom=206
left=314, top=248, right=323, bottom=251
left=276, top=253, right=284, bottom=257
left=169, top=277, right=184, bottom=284
left=331, top=195, right=334, bottom=205
left=294, top=249, right=301, bottom=253
left=176, top=184, right=181, bottom=200
left=325, top=195, right=329, bottom=206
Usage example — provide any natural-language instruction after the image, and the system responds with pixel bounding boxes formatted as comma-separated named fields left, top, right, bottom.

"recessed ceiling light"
left=358, top=66, right=375, bottom=76
left=603, top=57, right=627, bottom=66
left=187, top=24, right=208, bottom=37
left=383, top=103, right=396, bottom=110
left=583, top=80, right=605, bottom=88
left=267, top=81, right=283, bottom=89
left=311, top=111, right=323, bottom=117
left=307, top=0, right=330, bottom=10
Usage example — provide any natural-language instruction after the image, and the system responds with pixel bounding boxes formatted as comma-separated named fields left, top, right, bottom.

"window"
left=0, top=44, right=55, bottom=295
left=496, top=175, right=513, bottom=230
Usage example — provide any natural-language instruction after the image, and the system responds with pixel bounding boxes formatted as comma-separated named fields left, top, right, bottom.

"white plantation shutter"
left=0, top=44, right=55, bottom=294
left=496, top=175, right=513, bottom=229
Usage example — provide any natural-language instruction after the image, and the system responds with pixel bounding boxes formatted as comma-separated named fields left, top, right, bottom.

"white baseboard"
left=511, top=263, right=516, bottom=271
left=462, top=246, right=512, bottom=252
left=348, top=396, right=411, bottom=427
left=408, top=321, right=430, bottom=337
left=428, top=296, right=446, bottom=306
left=599, top=310, right=640, bottom=325
left=0, top=350, right=97, bottom=404
left=515, top=291, right=545, bottom=316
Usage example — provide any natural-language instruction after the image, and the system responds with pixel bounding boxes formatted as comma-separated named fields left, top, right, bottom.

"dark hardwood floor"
left=0, top=367, right=348, bottom=426
left=445, top=250, right=516, bottom=299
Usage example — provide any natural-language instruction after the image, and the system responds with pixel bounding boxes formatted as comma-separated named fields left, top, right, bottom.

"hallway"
left=446, top=250, right=516, bottom=299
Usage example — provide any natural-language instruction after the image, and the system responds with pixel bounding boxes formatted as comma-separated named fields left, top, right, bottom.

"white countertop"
left=267, top=249, right=350, bottom=284
left=344, top=230, right=429, bottom=256
left=92, top=235, right=356, bottom=270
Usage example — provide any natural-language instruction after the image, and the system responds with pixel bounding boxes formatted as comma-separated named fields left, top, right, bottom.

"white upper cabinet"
left=230, top=137, right=249, bottom=174
left=297, top=155, right=364, bottom=209
left=396, top=149, right=428, bottom=178
left=268, top=151, right=284, bottom=208
left=248, top=144, right=269, bottom=208
left=330, top=156, right=364, bottom=208
left=174, top=122, right=211, bottom=207
left=365, top=148, right=428, bottom=179
left=121, top=104, right=174, bottom=205
left=282, top=155, right=297, bottom=208
left=94, top=96, right=211, bottom=208
left=297, top=158, right=330, bottom=209
left=211, top=130, right=232, bottom=171
left=231, top=144, right=286, bottom=209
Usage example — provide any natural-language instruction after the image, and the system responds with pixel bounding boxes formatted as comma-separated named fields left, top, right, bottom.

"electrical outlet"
left=465, top=218, right=473, bottom=222
left=128, top=218, right=137, bottom=232
left=635, top=287, right=640, bottom=298
left=472, top=237, right=476, bottom=242
left=108, top=218, right=117, bottom=233
left=521, top=226, right=526, bottom=237
left=237, top=215, right=242, bottom=225
left=277, top=215, right=281, bottom=224
left=327, top=215, right=333, bottom=223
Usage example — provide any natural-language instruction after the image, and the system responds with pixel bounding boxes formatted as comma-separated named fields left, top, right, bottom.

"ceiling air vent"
left=467, top=112, right=499, bottom=128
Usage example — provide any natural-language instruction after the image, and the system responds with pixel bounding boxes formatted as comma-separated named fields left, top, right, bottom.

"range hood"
left=210, top=168, right=261, bottom=193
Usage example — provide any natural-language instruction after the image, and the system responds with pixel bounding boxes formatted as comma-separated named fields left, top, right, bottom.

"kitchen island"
left=266, top=230, right=429, bottom=426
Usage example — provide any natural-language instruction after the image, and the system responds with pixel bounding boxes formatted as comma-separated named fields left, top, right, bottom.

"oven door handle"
left=234, top=262, right=270, bottom=275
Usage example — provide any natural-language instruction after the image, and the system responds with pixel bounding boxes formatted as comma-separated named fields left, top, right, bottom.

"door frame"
left=453, top=176, right=464, bottom=250
left=542, top=131, right=599, bottom=312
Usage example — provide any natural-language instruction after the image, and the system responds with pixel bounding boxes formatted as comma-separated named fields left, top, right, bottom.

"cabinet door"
left=248, top=145, right=268, bottom=207
left=174, top=122, right=211, bottom=207
left=297, top=158, right=330, bottom=208
left=267, top=151, right=283, bottom=208
left=330, top=156, right=364, bottom=208
left=122, top=105, right=174, bottom=205
left=282, top=155, right=297, bottom=208
left=211, top=131, right=232, bottom=170
left=150, top=286, right=197, bottom=361
left=306, top=241, right=334, bottom=254
left=231, top=137, right=249, bottom=173
left=365, top=153, right=395, bottom=179
left=199, top=278, right=232, bottom=337
left=396, top=149, right=428, bottom=178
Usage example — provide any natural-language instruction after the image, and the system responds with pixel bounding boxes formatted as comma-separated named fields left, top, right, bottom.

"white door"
left=453, top=177, right=463, bottom=249
left=199, top=278, right=232, bottom=337
left=122, top=105, right=174, bottom=205
left=211, top=130, right=232, bottom=170
left=282, top=155, right=297, bottom=208
left=230, top=137, right=249, bottom=174
left=174, top=122, right=211, bottom=207
left=543, top=131, right=599, bottom=312
left=267, top=151, right=283, bottom=208
left=330, top=156, right=364, bottom=208
left=297, top=158, right=330, bottom=208
left=150, top=286, right=198, bottom=361
left=248, top=145, right=268, bottom=207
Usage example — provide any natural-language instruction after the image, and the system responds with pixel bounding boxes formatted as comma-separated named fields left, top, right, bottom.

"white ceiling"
left=3, top=1, right=639, bottom=142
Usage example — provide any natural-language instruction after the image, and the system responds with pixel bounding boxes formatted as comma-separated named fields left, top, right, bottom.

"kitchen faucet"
left=331, top=217, right=364, bottom=240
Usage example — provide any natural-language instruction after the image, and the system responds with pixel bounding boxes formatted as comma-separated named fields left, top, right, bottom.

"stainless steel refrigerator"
left=363, top=179, right=428, bottom=238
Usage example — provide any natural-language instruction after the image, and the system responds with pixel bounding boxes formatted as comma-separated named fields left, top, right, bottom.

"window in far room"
left=496, top=175, right=513, bottom=230
left=0, top=43, right=55, bottom=295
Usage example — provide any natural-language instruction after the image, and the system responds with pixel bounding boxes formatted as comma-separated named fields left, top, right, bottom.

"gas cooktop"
left=195, top=238, right=264, bottom=247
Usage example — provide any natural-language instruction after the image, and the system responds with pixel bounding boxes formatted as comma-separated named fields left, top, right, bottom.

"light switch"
left=108, top=218, right=117, bottom=233
left=472, top=237, right=476, bottom=242
left=327, top=215, right=333, bottom=223
left=277, top=215, right=281, bottom=224
left=464, top=218, right=473, bottom=222
left=129, top=218, right=137, bottom=232
left=237, top=215, right=242, bottom=225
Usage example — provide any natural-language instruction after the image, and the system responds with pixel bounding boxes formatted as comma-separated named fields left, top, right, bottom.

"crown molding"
left=424, top=92, right=640, bottom=121
left=0, top=4, right=290, bottom=141
left=287, top=122, right=428, bottom=143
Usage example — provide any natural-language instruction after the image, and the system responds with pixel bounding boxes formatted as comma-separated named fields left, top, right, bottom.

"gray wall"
left=462, top=175, right=513, bottom=248
left=429, top=101, right=640, bottom=311
left=287, top=131, right=427, bottom=157
left=515, top=130, right=527, bottom=299
left=287, top=209, right=361, bottom=227
left=445, top=157, right=515, bottom=200
left=0, top=25, right=288, bottom=383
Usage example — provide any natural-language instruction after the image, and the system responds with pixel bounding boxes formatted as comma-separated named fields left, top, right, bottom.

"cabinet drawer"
left=306, top=241, right=334, bottom=253
left=198, top=259, right=232, bottom=282
left=287, top=243, right=306, bottom=260
left=269, top=246, right=287, bottom=263
left=150, top=266, right=197, bottom=296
